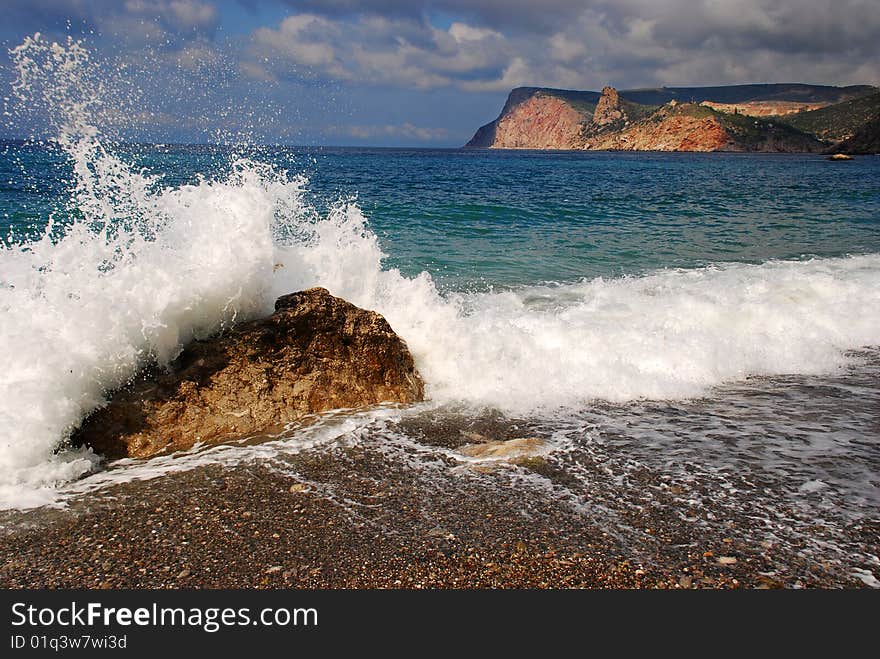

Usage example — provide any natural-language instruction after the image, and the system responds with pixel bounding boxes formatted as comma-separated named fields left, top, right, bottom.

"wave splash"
left=2, top=35, right=880, bottom=508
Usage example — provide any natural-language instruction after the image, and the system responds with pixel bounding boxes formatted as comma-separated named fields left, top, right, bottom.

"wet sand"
left=2, top=415, right=872, bottom=589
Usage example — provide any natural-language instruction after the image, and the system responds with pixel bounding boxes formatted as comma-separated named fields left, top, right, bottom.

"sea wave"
left=1, top=35, right=879, bottom=509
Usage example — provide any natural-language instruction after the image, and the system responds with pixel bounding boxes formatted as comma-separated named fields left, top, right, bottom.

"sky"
left=1, top=0, right=878, bottom=146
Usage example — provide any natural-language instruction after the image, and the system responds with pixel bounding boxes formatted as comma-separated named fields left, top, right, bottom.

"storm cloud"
left=1, top=0, right=877, bottom=145
left=249, top=0, right=880, bottom=90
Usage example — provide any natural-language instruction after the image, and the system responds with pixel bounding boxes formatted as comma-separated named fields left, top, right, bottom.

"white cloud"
left=257, top=18, right=338, bottom=67
left=448, top=22, right=501, bottom=43
left=243, top=2, right=880, bottom=93
left=168, top=0, right=217, bottom=29
left=175, top=43, right=220, bottom=71
left=460, top=57, right=533, bottom=92
left=124, top=0, right=218, bottom=31
left=333, top=122, right=450, bottom=140
left=246, top=14, right=515, bottom=90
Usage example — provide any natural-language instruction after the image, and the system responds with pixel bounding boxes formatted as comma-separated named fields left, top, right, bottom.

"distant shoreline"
left=4, top=139, right=873, bottom=154
left=466, top=84, right=880, bottom=154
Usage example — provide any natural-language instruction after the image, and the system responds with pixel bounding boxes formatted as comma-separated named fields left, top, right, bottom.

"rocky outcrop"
left=585, top=102, right=824, bottom=152
left=586, top=103, right=734, bottom=151
left=465, top=87, right=601, bottom=148
left=700, top=100, right=829, bottom=117
left=466, top=83, right=876, bottom=152
left=489, top=93, right=585, bottom=149
left=73, top=288, right=424, bottom=459
left=592, top=86, right=626, bottom=128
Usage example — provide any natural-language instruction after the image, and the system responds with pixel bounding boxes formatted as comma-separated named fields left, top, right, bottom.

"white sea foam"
left=274, top=210, right=880, bottom=410
left=2, top=35, right=880, bottom=509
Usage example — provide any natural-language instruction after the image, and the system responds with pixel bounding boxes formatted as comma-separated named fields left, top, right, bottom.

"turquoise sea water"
left=5, top=144, right=880, bottom=289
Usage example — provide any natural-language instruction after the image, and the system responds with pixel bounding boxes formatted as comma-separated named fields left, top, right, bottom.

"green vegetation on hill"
left=540, top=91, right=597, bottom=117
left=516, top=87, right=601, bottom=115
left=619, top=83, right=876, bottom=106
left=620, top=99, right=658, bottom=122
left=779, top=92, right=880, bottom=143
left=640, top=102, right=822, bottom=151
left=715, top=109, right=823, bottom=151
left=834, top=116, right=880, bottom=154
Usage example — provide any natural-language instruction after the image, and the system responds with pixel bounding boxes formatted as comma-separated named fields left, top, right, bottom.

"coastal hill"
left=466, top=84, right=879, bottom=152
left=782, top=91, right=880, bottom=143
left=833, top=115, right=880, bottom=155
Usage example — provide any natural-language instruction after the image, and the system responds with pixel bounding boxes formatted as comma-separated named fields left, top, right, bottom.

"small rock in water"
left=827, top=153, right=853, bottom=160
left=798, top=479, right=827, bottom=493
left=852, top=568, right=880, bottom=588
left=717, top=556, right=738, bottom=566
left=265, top=566, right=283, bottom=574
left=460, top=437, right=546, bottom=461
left=176, top=569, right=191, bottom=579
left=289, top=483, right=310, bottom=493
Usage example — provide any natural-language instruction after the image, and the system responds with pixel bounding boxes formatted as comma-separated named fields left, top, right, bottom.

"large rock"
left=484, top=93, right=586, bottom=149
left=591, top=86, right=626, bottom=128
left=73, top=288, right=424, bottom=459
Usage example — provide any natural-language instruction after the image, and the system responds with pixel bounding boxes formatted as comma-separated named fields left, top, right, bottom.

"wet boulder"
left=74, top=288, right=424, bottom=459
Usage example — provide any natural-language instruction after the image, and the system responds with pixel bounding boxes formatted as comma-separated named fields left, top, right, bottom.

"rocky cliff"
left=73, top=288, right=424, bottom=459
left=585, top=101, right=732, bottom=151
left=489, top=92, right=585, bottom=149
left=592, top=86, right=626, bottom=128
left=467, top=83, right=878, bottom=152
left=585, top=100, right=823, bottom=152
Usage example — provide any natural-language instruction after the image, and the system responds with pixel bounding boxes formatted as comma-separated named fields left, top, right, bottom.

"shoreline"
left=2, top=413, right=873, bottom=589
left=0, top=462, right=726, bottom=589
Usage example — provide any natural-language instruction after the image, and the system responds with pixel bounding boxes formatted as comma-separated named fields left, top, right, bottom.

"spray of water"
left=2, top=35, right=879, bottom=509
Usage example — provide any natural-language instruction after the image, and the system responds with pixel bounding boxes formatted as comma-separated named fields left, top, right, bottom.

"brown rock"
left=491, top=94, right=585, bottom=149
left=73, top=287, right=424, bottom=459
left=592, top=86, right=625, bottom=128
left=586, top=104, right=734, bottom=152
left=460, top=437, right=547, bottom=462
